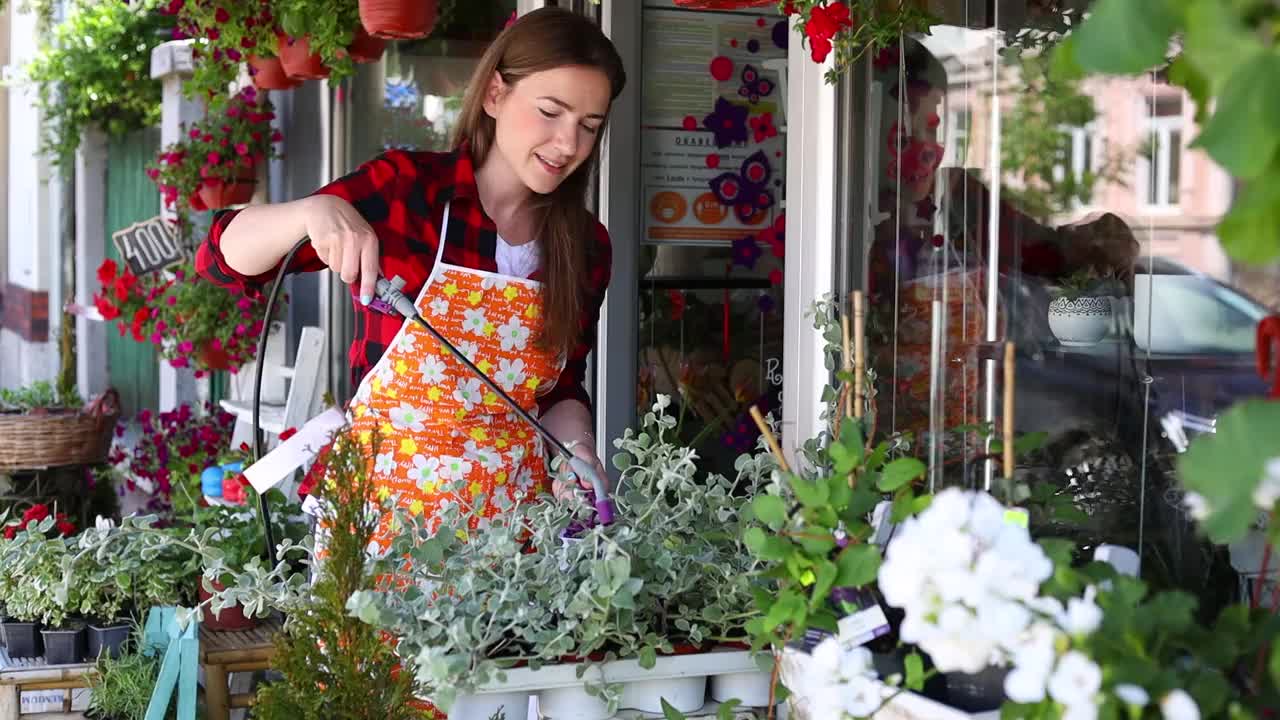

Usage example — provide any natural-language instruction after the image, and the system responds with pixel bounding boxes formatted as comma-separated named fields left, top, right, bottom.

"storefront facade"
left=280, top=2, right=1268, bottom=591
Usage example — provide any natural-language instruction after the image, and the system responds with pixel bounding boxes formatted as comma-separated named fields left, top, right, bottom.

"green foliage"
left=191, top=491, right=306, bottom=586
left=275, top=0, right=361, bottom=82
left=21, top=0, right=167, bottom=165
left=351, top=399, right=769, bottom=714
left=0, top=380, right=82, bottom=412
left=1053, top=0, right=1280, bottom=263
left=88, top=634, right=168, bottom=720
left=1000, top=50, right=1128, bottom=222
left=252, top=430, right=423, bottom=720
left=1178, top=400, right=1280, bottom=545
left=171, top=0, right=279, bottom=105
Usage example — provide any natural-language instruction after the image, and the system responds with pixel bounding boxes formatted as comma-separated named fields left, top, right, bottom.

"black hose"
left=251, top=236, right=311, bottom=569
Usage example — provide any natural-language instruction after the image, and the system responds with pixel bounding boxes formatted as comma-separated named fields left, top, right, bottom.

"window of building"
left=1143, top=94, right=1184, bottom=208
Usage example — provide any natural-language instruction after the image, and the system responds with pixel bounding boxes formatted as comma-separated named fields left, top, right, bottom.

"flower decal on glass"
left=709, top=150, right=775, bottom=223
left=737, top=65, right=774, bottom=104
left=702, top=97, right=749, bottom=148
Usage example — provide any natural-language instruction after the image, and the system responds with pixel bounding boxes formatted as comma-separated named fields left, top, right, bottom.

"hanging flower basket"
left=277, top=34, right=329, bottom=80
left=197, top=165, right=257, bottom=210
left=248, top=55, right=302, bottom=91
left=359, top=0, right=438, bottom=40
left=197, top=339, right=235, bottom=372
left=0, top=389, right=120, bottom=471
left=347, top=26, right=387, bottom=63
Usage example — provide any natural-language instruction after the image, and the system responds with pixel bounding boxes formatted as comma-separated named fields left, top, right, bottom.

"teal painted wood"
left=105, top=128, right=162, bottom=417
left=142, top=606, right=200, bottom=720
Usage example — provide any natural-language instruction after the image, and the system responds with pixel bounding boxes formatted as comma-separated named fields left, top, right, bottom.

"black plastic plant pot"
left=2, top=621, right=43, bottom=658
left=87, top=622, right=131, bottom=661
left=41, top=625, right=87, bottom=665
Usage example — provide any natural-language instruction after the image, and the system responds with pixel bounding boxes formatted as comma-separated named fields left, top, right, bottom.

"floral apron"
left=346, top=201, right=564, bottom=552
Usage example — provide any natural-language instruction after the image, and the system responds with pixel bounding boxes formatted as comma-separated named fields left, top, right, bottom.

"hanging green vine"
left=1053, top=0, right=1280, bottom=264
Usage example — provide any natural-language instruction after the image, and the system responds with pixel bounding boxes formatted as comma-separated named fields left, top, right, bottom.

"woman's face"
left=485, top=65, right=612, bottom=195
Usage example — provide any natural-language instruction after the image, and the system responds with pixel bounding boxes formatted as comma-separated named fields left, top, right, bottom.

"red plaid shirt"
left=195, top=145, right=612, bottom=414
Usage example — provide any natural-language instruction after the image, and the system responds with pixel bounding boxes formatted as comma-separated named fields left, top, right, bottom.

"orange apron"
left=347, top=201, right=565, bottom=551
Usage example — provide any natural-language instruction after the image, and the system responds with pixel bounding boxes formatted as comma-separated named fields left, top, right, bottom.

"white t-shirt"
left=495, top=234, right=541, bottom=279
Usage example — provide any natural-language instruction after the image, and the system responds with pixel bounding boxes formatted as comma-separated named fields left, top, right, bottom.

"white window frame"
left=1141, top=98, right=1184, bottom=210
left=1051, top=122, right=1101, bottom=210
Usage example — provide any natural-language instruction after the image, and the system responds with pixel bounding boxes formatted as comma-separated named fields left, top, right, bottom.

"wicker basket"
left=0, top=389, right=120, bottom=471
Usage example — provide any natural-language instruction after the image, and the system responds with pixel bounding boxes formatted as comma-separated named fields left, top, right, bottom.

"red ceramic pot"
left=199, top=579, right=258, bottom=632
left=196, top=167, right=256, bottom=210
left=276, top=34, right=329, bottom=80
left=247, top=55, right=302, bottom=91
left=347, top=26, right=387, bottom=63
left=359, top=0, right=437, bottom=40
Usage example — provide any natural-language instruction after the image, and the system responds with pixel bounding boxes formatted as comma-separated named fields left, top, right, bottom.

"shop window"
left=636, top=1, right=787, bottom=476
left=838, top=0, right=1258, bottom=611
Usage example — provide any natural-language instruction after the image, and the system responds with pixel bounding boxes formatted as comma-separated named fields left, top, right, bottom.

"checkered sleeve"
left=195, top=150, right=414, bottom=292
left=537, top=220, right=613, bottom=415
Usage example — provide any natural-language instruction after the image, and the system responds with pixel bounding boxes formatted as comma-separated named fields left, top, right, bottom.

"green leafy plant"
left=21, top=0, right=168, bottom=165
left=147, top=86, right=282, bottom=217
left=191, top=492, right=307, bottom=586
left=1049, top=268, right=1108, bottom=301
left=0, top=381, right=82, bottom=413
left=274, top=0, right=361, bottom=82
left=1052, top=0, right=1280, bottom=264
left=163, top=0, right=280, bottom=105
left=350, top=398, right=769, bottom=714
left=251, top=430, right=424, bottom=720
left=87, top=637, right=166, bottom=720
left=780, top=1, right=935, bottom=85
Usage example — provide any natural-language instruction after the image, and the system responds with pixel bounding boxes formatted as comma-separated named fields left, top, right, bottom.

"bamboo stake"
left=749, top=405, right=791, bottom=473
left=853, top=290, right=865, bottom=420
left=1003, top=341, right=1016, bottom=480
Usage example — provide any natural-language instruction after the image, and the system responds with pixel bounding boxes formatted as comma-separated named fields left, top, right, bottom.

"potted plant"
left=0, top=516, right=88, bottom=664
left=162, top=0, right=283, bottom=103
left=22, top=0, right=167, bottom=165
left=106, top=403, right=236, bottom=520
left=0, top=507, right=77, bottom=658
left=147, top=86, right=281, bottom=213
left=86, top=632, right=162, bottom=720
left=1047, top=269, right=1118, bottom=347
left=0, top=381, right=118, bottom=471
left=275, top=0, right=385, bottom=83
left=349, top=396, right=769, bottom=716
left=93, top=260, right=279, bottom=376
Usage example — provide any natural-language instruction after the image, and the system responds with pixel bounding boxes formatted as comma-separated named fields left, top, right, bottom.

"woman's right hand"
left=303, top=194, right=382, bottom=305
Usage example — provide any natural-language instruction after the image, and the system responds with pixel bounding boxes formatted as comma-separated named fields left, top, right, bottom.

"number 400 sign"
left=111, top=216, right=186, bottom=276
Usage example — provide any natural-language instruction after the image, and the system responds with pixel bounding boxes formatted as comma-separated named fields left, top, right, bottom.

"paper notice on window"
left=640, top=4, right=788, bottom=245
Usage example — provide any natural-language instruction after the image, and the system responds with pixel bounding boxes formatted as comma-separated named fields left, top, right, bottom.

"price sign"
left=111, top=216, right=186, bottom=276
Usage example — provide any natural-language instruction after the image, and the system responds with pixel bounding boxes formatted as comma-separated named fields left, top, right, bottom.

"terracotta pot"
left=197, top=166, right=257, bottom=210
left=346, top=26, right=387, bottom=63
left=197, top=340, right=233, bottom=371
left=199, top=579, right=259, bottom=632
left=247, top=55, right=301, bottom=91
left=359, top=0, right=437, bottom=40
left=276, top=34, right=329, bottom=80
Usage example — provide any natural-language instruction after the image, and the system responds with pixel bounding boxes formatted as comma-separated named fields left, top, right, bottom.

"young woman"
left=196, top=7, right=626, bottom=542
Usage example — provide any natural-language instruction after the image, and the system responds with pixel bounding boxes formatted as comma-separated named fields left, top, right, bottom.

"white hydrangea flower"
left=1182, top=492, right=1211, bottom=521
left=1253, top=458, right=1280, bottom=511
left=1047, top=651, right=1101, bottom=710
left=1114, top=684, right=1149, bottom=708
left=879, top=488, right=1052, bottom=674
left=1059, top=586, right=1103, bottom=637
left=1159, top=689, right=1199, bottom=720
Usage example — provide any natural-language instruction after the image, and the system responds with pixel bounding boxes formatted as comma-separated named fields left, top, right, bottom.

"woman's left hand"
left=552, top=440, right=610, bottom=503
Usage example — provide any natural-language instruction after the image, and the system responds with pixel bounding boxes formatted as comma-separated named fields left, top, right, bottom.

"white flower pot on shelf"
left=709, top=668, right=773, bottom=707
left=1047, top=295, right=1114, bottom=347
left=445, top=648, right=767, bottom=720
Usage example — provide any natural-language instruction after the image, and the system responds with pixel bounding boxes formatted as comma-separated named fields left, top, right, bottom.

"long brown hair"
left=452, top=7, right=626, bottom=354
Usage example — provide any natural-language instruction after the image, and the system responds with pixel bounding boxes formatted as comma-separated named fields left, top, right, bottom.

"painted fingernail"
left=360, top=294, right=372, bottom=306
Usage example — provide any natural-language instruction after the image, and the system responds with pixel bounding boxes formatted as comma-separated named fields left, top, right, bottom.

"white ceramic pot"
left=448, top=692, right=531, bottom=720
left=536, top=685, right=612, bottom=720
left=1047, top=295, right=1113, bottom=347
left=620, top=675, right=707, bottom=713
left=710, top=668, right=773, bottom=707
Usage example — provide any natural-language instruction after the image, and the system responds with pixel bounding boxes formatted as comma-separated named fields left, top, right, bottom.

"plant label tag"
left=243, top=407, right=348, bottom=493
left=1004, top=508, right=1029, bottom=528
left=836, top=589, right=891, bottom=647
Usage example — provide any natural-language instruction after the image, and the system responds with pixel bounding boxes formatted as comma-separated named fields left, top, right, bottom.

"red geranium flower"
left=805, top=1, right=854, bottom=63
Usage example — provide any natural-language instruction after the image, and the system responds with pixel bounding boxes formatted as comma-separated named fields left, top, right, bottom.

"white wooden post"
left=150, top=39, right=204, bottom=411
left=74, top=127, right=109, bottom=399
